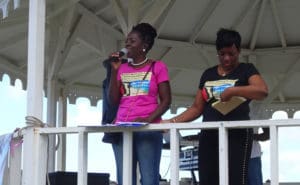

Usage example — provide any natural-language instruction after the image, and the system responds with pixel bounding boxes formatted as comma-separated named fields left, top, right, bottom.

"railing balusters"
left=123, top=131, right=133, bottom=185
left=219, top=122, right=229, bottom=185
left=170, top=128, right=180, bottom=185
left=5, top=119, right=300, bottom=185
left=270, top=125, right=279, bottom=185
left=78, top=131, right=88, bottom=185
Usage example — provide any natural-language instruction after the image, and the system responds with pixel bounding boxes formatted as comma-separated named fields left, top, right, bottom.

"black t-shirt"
left=199, top=63, right=259, bottom=122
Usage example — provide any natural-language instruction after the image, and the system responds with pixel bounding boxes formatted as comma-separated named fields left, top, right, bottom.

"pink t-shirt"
left=116, top=61, right=169, bottom=123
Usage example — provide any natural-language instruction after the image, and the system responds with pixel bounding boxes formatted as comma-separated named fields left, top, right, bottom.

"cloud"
left=67, top=99, right=102, bottom=126
left=0, top=81, right=26, bottom=101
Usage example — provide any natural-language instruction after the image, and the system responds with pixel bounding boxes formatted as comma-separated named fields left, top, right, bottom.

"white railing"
left=5, top=119, right=300, bottom=185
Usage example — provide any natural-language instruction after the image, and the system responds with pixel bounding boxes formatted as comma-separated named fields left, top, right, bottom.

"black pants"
left=198, top=129, right=253, bottom=185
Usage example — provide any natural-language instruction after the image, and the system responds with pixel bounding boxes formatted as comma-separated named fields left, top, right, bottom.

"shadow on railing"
left=4, top=119, right=300, bottom=185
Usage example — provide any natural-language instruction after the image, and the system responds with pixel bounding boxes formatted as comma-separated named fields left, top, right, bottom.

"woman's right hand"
left=109, top=52, right=123, bottom=70
left=160, top=119, right=172, bottom=124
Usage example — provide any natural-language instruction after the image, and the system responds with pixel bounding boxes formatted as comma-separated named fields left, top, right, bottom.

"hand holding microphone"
left=103, top=48, right=128, bottom=64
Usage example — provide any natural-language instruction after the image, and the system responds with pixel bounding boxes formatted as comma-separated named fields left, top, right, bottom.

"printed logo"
left=121, top=72, right=152, bottom=96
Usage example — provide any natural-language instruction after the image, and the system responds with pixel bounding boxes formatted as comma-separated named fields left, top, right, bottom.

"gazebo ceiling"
left=1, top=0, right=300, bottom=116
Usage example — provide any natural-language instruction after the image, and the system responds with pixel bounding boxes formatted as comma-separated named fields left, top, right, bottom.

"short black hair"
left=216, top=28, right=241, bottom=51
left=131, top=23, right=157, bottom=52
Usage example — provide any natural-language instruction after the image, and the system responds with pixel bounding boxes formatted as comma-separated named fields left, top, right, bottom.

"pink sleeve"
left=153, top=61, right=169, bottom=84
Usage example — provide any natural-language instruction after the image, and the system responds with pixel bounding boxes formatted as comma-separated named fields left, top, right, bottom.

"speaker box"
left=48, top=171, right=109, bottom=185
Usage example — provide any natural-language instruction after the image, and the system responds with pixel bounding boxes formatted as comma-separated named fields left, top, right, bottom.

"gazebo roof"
left=1, top=0, right=300, bottom=116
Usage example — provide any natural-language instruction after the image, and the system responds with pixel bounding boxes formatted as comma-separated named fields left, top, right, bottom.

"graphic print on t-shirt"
left=203, top=79, right=238, bottom=101
left=121, top=71, right=152, bottom=97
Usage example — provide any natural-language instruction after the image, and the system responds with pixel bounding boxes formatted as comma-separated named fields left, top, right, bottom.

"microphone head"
left=127, top=58, right=133, bottom=63
left=119, top=48, right=128, bottom=56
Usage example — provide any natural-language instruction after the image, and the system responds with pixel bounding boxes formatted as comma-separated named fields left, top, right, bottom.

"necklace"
left=130, top=58, right=148, bottom=66
left=218, top=66, right=226, bottom=76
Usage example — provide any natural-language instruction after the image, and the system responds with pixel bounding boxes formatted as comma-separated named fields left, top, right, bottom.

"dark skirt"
left=198, top=128, right=253, bottom=185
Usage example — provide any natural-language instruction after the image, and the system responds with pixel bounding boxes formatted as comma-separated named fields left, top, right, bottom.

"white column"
left=22, top=0, right=47, bottom=185
left=57, top=91, right=67, bottom=171
left=47, top=79, right=57, bottom=172
left=26, top=0, right=45, bottom=117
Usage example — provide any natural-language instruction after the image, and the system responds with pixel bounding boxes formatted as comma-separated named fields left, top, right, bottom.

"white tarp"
left=0, top=133, right=12, bottom=185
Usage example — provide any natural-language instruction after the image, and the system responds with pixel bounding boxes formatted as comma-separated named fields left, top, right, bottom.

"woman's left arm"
left=134, top=81, right=171, bottom=123
left=221, top=74, right=268, bottom=101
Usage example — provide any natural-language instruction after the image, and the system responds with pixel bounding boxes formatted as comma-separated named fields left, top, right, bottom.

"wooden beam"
left=65, top=60, right=100, bottom=86
left=189, top=0, right=222, bottom=43
left=272, top=76, right=285, bottom=102
left=47, top=0, right=80, bottom=21
left=250, top=0, right=268, bottom=50
left=194, top=44, right=214, bottom=68
left=49, top=10, right=81, bottom=79
left=232, top=0, right=261, bottom=29
left=270, top=0, right=287, bottom=47
left=156, top=38, right=300, bottom=55
left=155, top=0, right=177, bottom=35
left=0, top=17, right=28, bottom=30
left=159, top=47, right=172, bottom=61
left=128, top=0, right=142, bottom=30
left=110, top=0, right=128, bottom=35
left=0, top=32, right=27, bottom=52
left=95, top=3, right=111, bottom=15
left=0, top=55, right=26, bottom=79
left=141, top=0, right=172, bottom=26
left=263, top=56, right=300, bottom=105
left=76, top=4, right=124, bottom=39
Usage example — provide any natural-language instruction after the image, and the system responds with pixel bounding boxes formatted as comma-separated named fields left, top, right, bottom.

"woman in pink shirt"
left=108, top=23, right=171, bottom=185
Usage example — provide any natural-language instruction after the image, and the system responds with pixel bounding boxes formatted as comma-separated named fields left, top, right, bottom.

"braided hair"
left=131, top=23, right=157, bottom=52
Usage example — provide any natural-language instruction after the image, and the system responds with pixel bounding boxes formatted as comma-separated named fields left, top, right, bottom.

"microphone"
left=103, top=48, right=128, bottom=65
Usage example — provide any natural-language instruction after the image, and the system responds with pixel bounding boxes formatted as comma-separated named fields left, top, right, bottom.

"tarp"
left=0, top=133, right=12, bottom=185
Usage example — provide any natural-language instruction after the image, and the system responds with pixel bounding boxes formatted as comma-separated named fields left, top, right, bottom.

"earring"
left=142, top=48, right=146, bottom=52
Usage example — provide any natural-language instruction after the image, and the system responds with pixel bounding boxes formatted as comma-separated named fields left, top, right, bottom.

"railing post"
left=123, top=131, right=133, bottom=185
left=270, top=125, right=279, bottom=185
left=170, top=128, right=180, bottom=185
left=23, top=129, right=48, bottom=185
left=78, top=132, right=88, bottom=185
left=219, top=122, right=229, bottom=185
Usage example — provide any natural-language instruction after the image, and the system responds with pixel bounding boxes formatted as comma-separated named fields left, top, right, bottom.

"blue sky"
left=1, top=74, right=300, bottom=183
